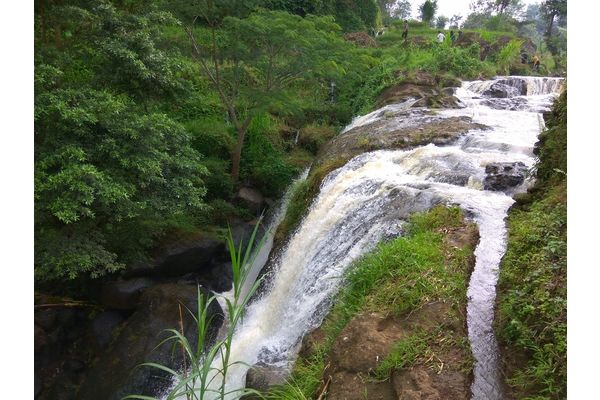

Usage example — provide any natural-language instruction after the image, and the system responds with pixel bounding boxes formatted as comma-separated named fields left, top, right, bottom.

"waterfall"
left=166, top=76, right=562, bottom=399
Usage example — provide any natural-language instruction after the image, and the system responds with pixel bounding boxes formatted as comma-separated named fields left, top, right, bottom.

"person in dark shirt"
left=402, top=20, right=409, bottom=40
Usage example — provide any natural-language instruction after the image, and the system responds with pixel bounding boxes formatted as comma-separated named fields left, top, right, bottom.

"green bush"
left=298, top=123, right=336, bottom=154
left=242, top=113, right=298, bottom=197
left=424, top=43, right=490, bottom=79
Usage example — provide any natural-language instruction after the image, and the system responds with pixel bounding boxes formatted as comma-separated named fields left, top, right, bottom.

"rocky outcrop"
left=98, top=277, right=155, bottom=310
left=484, top=162, right=528, bottom=191
left=343, top=32, right=377, bottom=47
left=376, top=71, right=462, bottom=109
left=482, top=82, right=522, bottom=98
left=245, top=363, right=289, bottom=392
left=236, top=187, right=265, bottom=215
left=317, top=110, right=488, bottom=169
left=77, top=284, right=223, bottom=400
left=34, top=302, right=93, bottom=400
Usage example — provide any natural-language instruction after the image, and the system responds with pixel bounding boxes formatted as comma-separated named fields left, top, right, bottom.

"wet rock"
left=35, top=373, right=43, bottom=398
left=35, top=324, right=47, bottom=353
left=484, top=162, right=528, bottom=191
left=78, top=284, right=223, bottom=400
left=64, top=358, right=86, bottom=373
left=376, top=71, right=462, bottom=110
left=237, top=187, right=265, bottom=214
left=497, top=78, right=528, bottom=96
left=482, top=82, right=521, bottom=98
left=317, top=112, right=487, bottom=169
left=245, top=363, right=288, bottom=392
left=98, top=277, right=154, bottom=310
left=35, top=308, right=58, bottom=331
left=91, top=311, right=125, bottom=348
left=153, top=237, right=225, bottom=278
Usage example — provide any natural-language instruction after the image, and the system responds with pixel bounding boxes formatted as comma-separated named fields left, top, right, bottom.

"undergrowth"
left=495, top=87, right=567, bottom=400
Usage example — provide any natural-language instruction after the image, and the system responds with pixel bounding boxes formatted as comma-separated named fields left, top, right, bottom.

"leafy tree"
left=376, top=0, right=410, bottom=23
left=540, top=0, right=566, bottom=38
left=35, top=1, right=208, bottom=282
left=435, top=15, right=448, bottom=29
left=419, top=0, right=437, bottom=26
left=262, top=0, right=326, bottom=17
left=469, top=0, right=524, bottom=18
left=186, top=9, right=346, bottom=181
left=449, top=14, right=463, bottom=29
left=392, top=0, right=413, bottom=20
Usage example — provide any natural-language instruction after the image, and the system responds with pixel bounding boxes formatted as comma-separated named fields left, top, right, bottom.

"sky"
left=407, top=0, right=543, bottom=20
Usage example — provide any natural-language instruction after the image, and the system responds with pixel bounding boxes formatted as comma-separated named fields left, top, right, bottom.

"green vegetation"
left=495, top=89, right=567, bottom=399
left=269, top=206, right=476, bottom=398
left=125, top=223, right=266, bottom=400
left=35, top=0, right=564, bottom=291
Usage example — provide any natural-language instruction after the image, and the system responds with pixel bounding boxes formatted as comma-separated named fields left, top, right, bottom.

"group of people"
left=436, top=29, right=461, bottom=43
left=400, top=20, right=462, bottom=44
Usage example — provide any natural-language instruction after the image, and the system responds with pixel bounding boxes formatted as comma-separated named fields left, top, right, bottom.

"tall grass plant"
left=124, top=221, right=267, bottom=400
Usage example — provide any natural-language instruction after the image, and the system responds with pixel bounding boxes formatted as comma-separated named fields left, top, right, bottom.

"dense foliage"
left=35, top=0, right=564, bottom=286
left=496, top=89, right=567, bottom=399
left=35, top=2, right=209, bottom=281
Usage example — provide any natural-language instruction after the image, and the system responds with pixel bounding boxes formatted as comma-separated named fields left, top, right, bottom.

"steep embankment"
left=495, top=89, right=567, bottom=399
left=268, top=206, right=479, bottom=399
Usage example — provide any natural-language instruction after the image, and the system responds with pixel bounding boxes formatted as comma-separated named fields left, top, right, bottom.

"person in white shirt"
left=436, top=31, right=445, bottom=43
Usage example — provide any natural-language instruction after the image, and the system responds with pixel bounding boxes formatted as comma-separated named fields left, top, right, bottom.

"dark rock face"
left=482, top=82, right=521, bottom=98
left=91, top=311, right=126, bottom=348
left=98, top=277, right=155, bottom=310
left=124, top=237, right=226, bottom=283
left=484, top=162, right=528, bottom=191
left=377, top=70, right=462, bottom=110
left=497, top=78, right=528, bottom=96
left=77, top=284, right=223, bottom=400
left=153, top=238, right=225, bottom=278
left=245, top=363, right=288, bottom=392
left=237, top=187, right=265, bottom=215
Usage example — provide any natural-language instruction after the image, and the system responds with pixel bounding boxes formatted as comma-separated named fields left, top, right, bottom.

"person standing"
left=402, top=20, right=409, bottom=40
left=436, top=31, right=445, bottom=43
left=450, top=30, right=456, bottom=42
left=532, top=55, right=540, bottom=71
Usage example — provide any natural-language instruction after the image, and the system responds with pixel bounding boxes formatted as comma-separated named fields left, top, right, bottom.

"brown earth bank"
left=292, top=222, right=479, bottom=400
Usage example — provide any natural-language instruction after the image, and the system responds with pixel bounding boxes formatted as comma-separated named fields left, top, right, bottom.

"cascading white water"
left=168, top=76, right=562, bottom=400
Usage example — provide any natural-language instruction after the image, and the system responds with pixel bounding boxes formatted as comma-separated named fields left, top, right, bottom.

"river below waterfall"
left=165, top=76, right=563, bottom=400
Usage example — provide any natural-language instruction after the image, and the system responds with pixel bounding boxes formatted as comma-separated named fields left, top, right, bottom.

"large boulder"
left=236, top=187, right=265, bottom=215
left=482, top=82, right=521, bottom=98
left=77, top=284, right=223, bottom=400
left=377, top=71, right=462, bottom=109
left=91, top=311, right=126, bottom=348
left=245, top=363, right=288, bottom=392
left=125, top=236, right=226, bottom=280
left=98, top=277, right=155, bottom=310
left=484, top=162, right=528, bottom=191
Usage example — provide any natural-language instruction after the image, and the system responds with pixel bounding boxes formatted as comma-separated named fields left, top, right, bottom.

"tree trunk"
left=54, top=23, right=62, bottom=49
left=545, top=12, right=556, bottom=38
left=231, top=126, right=247, bottom=182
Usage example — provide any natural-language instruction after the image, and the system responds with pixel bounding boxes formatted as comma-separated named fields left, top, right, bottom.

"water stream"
left=169, top=76, right=562, bottom=399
